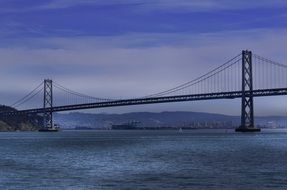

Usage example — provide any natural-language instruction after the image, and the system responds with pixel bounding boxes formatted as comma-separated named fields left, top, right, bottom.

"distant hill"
left=0, top=105, right=42, bottom=131
left=54, top=111, right=287, bottom=129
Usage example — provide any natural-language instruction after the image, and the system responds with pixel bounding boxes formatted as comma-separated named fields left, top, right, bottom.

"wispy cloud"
left=2, top=0, right=287, bottom=13
left=34, top=0, right=287, bottom=12
left=139, top=0, right=287, bottom=11
left=0, top=0, right=286, bottom=41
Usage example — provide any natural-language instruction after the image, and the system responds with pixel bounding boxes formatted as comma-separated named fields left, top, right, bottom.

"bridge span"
left=2, top=88, right=287, bottom=115
left=1, top=50, right=287, bottom=132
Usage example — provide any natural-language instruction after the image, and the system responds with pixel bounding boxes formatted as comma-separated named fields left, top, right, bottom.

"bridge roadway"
left=2, top=88, right=287, bottom=116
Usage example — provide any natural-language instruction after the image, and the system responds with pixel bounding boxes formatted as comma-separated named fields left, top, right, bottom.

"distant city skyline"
left=1, top=0, right=287, bottom=115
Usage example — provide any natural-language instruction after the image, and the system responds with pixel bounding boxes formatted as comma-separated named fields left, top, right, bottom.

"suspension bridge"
left=1, top=50, right=287, bottom=132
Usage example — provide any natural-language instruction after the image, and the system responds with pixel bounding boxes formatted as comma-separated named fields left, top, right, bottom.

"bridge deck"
left=2, top=88, right=287, bottom=116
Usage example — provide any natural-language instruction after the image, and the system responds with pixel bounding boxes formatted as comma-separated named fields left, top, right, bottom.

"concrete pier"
left=235, top=127, right=261, bottom=132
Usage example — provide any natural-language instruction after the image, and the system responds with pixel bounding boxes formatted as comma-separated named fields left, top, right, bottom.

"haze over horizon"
left=1, top=0, right=287, bottom=116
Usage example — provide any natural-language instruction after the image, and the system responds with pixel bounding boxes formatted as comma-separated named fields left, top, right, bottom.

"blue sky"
left=1, top=0, right=287, bottom=115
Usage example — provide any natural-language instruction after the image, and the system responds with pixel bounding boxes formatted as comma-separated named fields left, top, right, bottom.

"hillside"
left=54, top=111, right=287, bottom=129
left=54, top=111, right=238, bottom=129
left=0, top=105, right=42, bottom=131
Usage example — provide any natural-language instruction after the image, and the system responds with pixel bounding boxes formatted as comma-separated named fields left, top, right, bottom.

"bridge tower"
left=43, top=79, right=53, bottom=128
left=236, top=50, right=260, bottom=132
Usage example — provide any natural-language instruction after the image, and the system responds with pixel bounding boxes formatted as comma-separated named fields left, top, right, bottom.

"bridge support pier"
left=236, top=50, right=260, bottom=132
left=43, top=79, right=53, bottom=128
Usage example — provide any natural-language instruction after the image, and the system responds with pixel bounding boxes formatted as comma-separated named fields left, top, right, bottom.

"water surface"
left=1, top=129, right=287, bottom=189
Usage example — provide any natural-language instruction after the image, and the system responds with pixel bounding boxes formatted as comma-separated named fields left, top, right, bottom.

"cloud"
left=139, top=0, right=287, bottom=12
left=0, top=0, right=286, bottom=41
left=0, top=0, right=142, bottom=13
left=2, top=0, right=287, bottom=13
left=32, top=0, right=287, bottom=12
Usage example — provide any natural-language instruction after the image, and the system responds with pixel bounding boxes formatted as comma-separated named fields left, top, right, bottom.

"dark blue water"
left=1, top=129, right=287, bottom=189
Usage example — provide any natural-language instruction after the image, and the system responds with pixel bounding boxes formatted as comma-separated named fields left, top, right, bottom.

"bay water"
left=1, top=129, right=287, bottom=189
